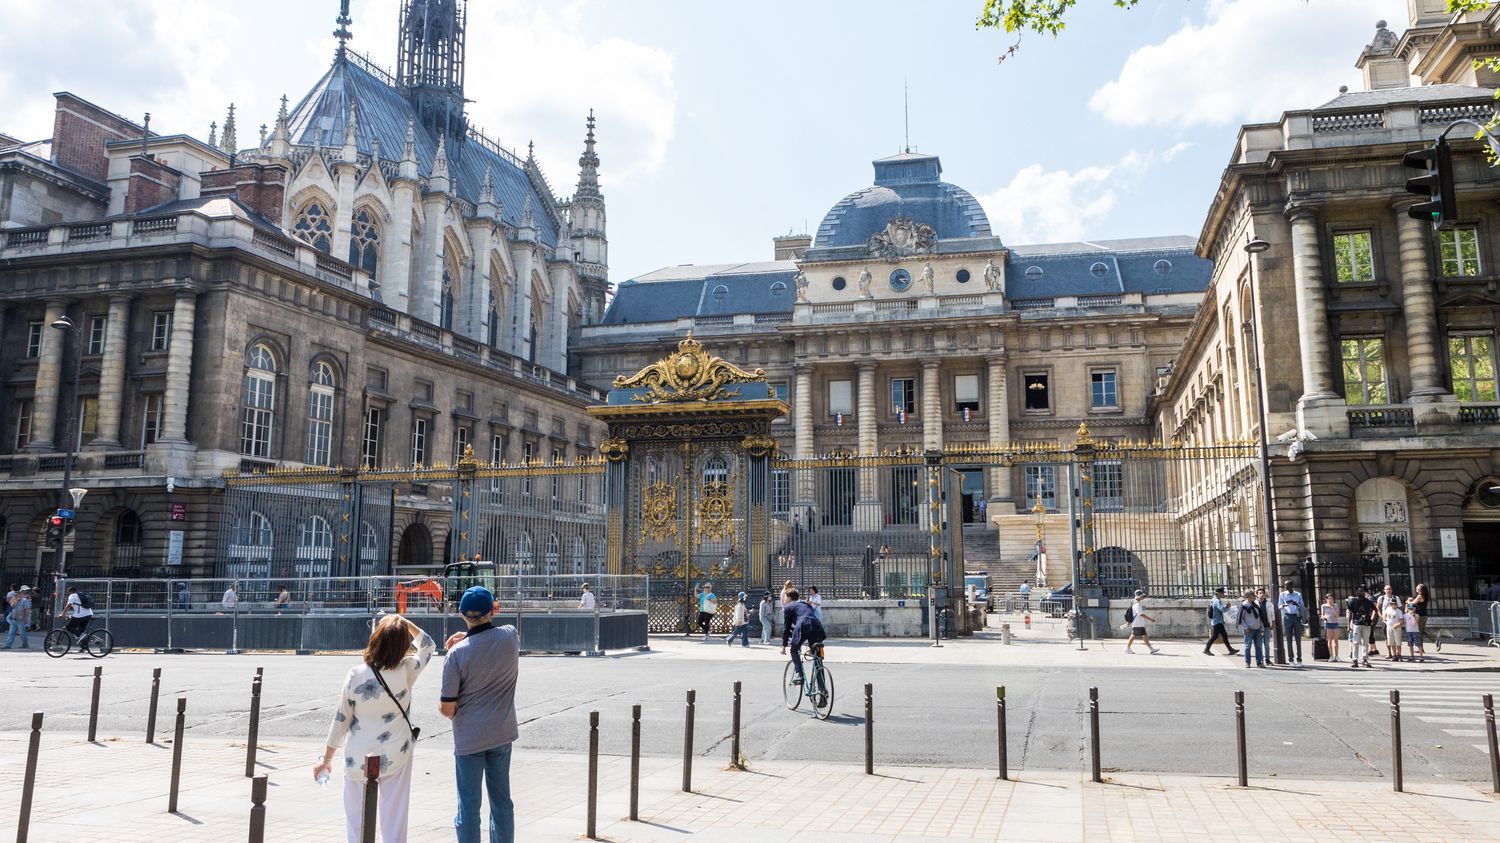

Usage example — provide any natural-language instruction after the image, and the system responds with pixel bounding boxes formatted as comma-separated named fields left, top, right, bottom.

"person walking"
left=1412, top=583, right=1440, bottom=653
left=861, top=544, right=877, bottom=598
left=1203, top=586, right=1237, bottom=655
left=1277, top=580, right=1306, bottom=666
left=1382, top=594, right=1405, bottom=662
left=1403, top=599, right=1425, bottom=663
left=808, top=585, right=823, bottom=622
left=780, top=580, right=795, bottom=612
left=1018, top=581, right=1032, bottom=614
left=440, top=586, right=520, bottom=843
left=313, top=614, right=434, bottom=843
left=1346, top=585, right=1376, bottom=669
left=274, top=587, right=292, bottom=610
left=725, top=592, right=750, bottom=647
left=1121, top=590, right=1160, bottom=655
left=222, top=583, right=239, bottom=613
left=3, top=585, right=31, bottom=650
left=577, top=583, right=596, bottom=611
left=1237, top=590, right=1266, bottom=668
left=758, top=593, right=775, bottom=644
left=176, top=581, right=191, bottom=612
left=1320, top=593, right=1342, bottom=662
left=2, top=584, right=12, bottom=629
left=695, top=584, right=718, bottom=640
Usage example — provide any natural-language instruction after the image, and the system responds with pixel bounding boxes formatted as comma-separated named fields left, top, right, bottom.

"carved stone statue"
left=858, top=266, right=873, bottom=299
left=983, top=259, right=1002, bottom=292
left=919, top=262, right=935, bottom=295
left=794, top=270, right=809, bottom=303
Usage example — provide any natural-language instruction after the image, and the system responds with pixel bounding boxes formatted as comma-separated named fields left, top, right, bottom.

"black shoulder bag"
left=372, top=669, right=421, bottom=742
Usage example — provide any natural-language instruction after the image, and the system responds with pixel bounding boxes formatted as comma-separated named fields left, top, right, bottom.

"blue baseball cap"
left=459, top=586, right=495, bottom=619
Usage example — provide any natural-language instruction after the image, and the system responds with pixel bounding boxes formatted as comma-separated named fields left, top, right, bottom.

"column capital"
left=173, top=287, right=199, bottom=303
left=793, top=364, right=815, bottom=377
left=921, top=359, right=941, bottom=371
left=856, top=359, right=877, bottom=373
left=1284, top=203, right=1321, bottom=224
left=1390, top=196, right=1426, bottom=215
left=987, top=353, right=1008, bottom=367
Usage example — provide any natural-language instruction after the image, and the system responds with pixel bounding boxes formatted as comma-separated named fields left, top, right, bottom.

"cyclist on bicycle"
left=60, top=586, right=93, bottom=637
left=778, top=588, right=826, bottom=685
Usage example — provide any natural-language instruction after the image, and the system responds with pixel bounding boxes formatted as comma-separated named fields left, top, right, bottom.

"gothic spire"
left=396, top=0, right=467, bottom=143
left=268, top=94, right=290, bottom=157
left=430, top=133, right=451, bottom=192
left=479, top=165, right=495, bottom=204
left=208, top=121, right=218, bottom=149
left=334, top=0, right=353, bottom=57
left=398, top=115, right=418, bottom=180
left=574, top=109, right=602, bottom=200
left=220, top=103, right=237, bottom=154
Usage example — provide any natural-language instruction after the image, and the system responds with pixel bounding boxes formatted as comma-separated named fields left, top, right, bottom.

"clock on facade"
left=889, top=268, right=912, bottom=292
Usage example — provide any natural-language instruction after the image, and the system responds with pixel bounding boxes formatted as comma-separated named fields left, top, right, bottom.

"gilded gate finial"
left=613, top=333, right=766, bottom=403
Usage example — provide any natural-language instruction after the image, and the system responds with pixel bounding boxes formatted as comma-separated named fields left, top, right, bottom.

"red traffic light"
left=48, top=515, right=65, bottom=528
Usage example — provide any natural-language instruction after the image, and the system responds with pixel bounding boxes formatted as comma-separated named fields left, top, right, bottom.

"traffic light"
left=45, top=513, right=66, bottom=545
left=1403, top=136, right=1457, bottom=229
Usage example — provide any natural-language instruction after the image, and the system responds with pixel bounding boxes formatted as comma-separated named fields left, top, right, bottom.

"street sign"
left=170, top=503, right=187, bottom=521
left=166, top=530, right=184, bottom=566
left=56, top=508, right=74, bottom=520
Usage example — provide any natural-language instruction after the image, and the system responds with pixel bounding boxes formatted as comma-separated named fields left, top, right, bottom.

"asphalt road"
left=3, top=644, right=1498, bottom=784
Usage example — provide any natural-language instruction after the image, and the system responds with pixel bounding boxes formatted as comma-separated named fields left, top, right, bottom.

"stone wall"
left=818, top=599, right=925, bottom=637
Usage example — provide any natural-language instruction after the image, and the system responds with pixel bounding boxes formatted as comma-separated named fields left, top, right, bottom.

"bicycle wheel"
left=810, top=662, right=834, bottom=720
left=44, top=629, right=72, bottom=658
left=782, top=660, right=803, bottom=710
left=85, top=629, right=114, bottom=658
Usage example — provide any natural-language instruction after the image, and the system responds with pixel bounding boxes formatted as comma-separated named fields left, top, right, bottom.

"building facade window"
left=890, top=377, right=916, bottom=416
left=150, top=311, right=172, bottom=351
left=14, top=400, right=33, bottom=450
left=1438, top=226, right=1481, bottom=277
left=141, top=394, right=164, bottom=447
left=1023, top=373, right=1050, bottom=411
left=1090, top=370, right=1119, bottom=409
left=305, top=362, right=336, bottom=466
left=827, top=379, right=852, bottom=417
left=1449, top=333, right=1497, bottom=402
left=521, top=442, right=534, bottom=494
left=348, top=207, right=380, bottom=276
left=953, top=374, right=980, bottom=414
left=1024, top=464, right=1057, bottom=512
left=87, top=316, right=107, bottom=355
left=490, top=432, right=506, bottom=465
left=361, top=406, right=382, bottom=468
left=771, top=469, right=790, bottom=518
left=1332, top=230, right=1376, bottom=283
left=551, top=448, right=563, bottom=499
left=293, top=200, right=333, bottom=253
left=77, top=397, right=98, bottom=448
left=410, top=416, right=429, bottom=466
left=240, top=344, right=277, bottom=458
left=453, top=424, right=470, bottom=462
left=1094, top=461, right=1124, bottom=511
left=1340, top=337, right=1388, bottom=405
left=25, top=321, right=42, bottom=358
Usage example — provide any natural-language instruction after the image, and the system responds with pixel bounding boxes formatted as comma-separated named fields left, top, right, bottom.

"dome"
left=814, top=153, right=993, bottom=248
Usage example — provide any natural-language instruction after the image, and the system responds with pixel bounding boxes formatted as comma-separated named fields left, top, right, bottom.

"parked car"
left=1042, top=583, right=1074, bottom=617
left=964, top=572, right=993, bottom=612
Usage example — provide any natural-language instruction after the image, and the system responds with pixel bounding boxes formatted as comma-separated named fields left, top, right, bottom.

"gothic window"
left=527, top=309, right=538, bottom=362
left=293, top=201, right=334, bottom=253
left=241, top=344, right=277, bottom=458
left=440, top=255, right=458, bottom=331
left=349, top=208, right=380, bottom=276
left=305, top=361, right=337, bottom=466
left=488, top=291, right=499, bottom=348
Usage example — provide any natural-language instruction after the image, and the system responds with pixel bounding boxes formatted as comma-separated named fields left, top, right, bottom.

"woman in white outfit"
left=314, top=614, right=435, bottom=843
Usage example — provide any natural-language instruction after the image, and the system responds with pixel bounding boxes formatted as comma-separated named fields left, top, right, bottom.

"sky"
left=0, top=0, right=1408, bottom=281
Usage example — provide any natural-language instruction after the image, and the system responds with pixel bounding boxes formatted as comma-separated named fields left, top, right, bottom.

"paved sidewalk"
left=4, top=731, right=1499, bottom=842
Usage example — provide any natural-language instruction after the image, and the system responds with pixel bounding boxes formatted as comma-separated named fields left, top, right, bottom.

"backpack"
left=1124, top=604, right=1136, bottom=623
left=78, top=592, right=94, bottom=610
left=1205, top=604, right=1214, bottom=620
left=1240, top=603, right=1262, bottom=630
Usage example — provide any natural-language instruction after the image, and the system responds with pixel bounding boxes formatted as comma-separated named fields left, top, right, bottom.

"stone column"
left=921, top=359, right=942, bottom=452
left=161, top=290, right=196, bottom=443
left=854, top=361, right=882, bottom=529
left=987, top=354, right=1012, bottom=507
left=1395, top=205, right=1447, bottom=399
left=27, top=299, right=68, bottom=451
left=1288, top=208, right=1348, bottom=438
left=792, top=364, right=816, bottom=518
left=92, top=294, right=132, bottom=447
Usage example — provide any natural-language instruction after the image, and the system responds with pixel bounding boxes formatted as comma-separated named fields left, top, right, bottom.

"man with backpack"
left=1238, top=589, right=1267, bottom=668
left=1121, top=590, right=1160, bottom=654
left=61, top=586, right=94, bottom=638
left=1203, top=586, right=1237, bottom=656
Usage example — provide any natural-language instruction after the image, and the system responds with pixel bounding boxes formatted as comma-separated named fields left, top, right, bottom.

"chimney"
left=124, top=155, right=181, bottom=214
left=199, top=161, right=289, bottom=224
left=773, top=233, right=812, bottom=261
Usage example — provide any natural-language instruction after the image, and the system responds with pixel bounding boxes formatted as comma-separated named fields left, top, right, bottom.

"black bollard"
left=630, top=704, right=641, bottom=821
left=682, top=689, right=696, bottom=793
left=586, top=711, right=599, bottom=839
left=731, top=680, right=743, bottom=770
left=1088, top=687, right=1101, bottom=783
left=16, top=712, right=42, bottom=843
left=147, top=667, right=161, bottom=744
left=168, top=697, right=186, bottom=813
left=88, top=665, right=102, bottom=743
left=996, top=686, right=1008, bottom=781
left=248, top=774, right=268, bottom=843
left=245, top=676, right=262, bottom=778
left=1235, top=690, right=1247, bottom=787
left=1391, top=689, right=1403, bottom=793
left=864, top=683, right=874, bottom=776
left=1486, top=694, right=1499, bottom=795
left=361, top=755, right=379, bottom=843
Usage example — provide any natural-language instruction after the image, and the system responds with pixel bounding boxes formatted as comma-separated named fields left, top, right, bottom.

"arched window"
left=241, top=344, right=277, bottom=458
left=113, top=510, right=143, bottom=572
left=305, top=361, right=336, bottom=466
left=487, top=291, right=499, bottom=348
left=359, top=521, right=379, bottom=563
left=348, top=208, right=380, bottom=276
left=293, top=200, right=333, bottom=253
left=545, top=533, right=560, bottom=575
left=527, top=309, right=538, bottom=363
left=514, top=532, right=533, bottom=571
left=296, top=515, right=333, bottom=578
left=440, top=254, right=459, bottom=331
left=231, top=511, right=273, bottom=554
left=571, top=535, right=586, bottom=575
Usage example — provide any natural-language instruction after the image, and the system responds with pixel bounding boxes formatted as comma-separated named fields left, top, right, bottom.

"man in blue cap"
left=440, top=586, right=519, bottom=843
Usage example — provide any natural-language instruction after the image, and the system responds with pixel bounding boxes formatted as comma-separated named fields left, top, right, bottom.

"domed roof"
left=814, top=153, right=993, bottom=248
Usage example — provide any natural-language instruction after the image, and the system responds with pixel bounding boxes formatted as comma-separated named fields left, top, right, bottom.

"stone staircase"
left=965, top=514, right=1077, bottom=594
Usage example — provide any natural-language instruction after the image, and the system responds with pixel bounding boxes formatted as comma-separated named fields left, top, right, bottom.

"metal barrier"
left=1469, top=600, right=1500, bottom=646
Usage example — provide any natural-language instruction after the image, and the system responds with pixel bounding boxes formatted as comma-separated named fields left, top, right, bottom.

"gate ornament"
left=600, top=438, right=629, bottom=462
left=697, top=479, right=735, bottom=543
left=640, top=480, right=679, bottom=543
left=741, top=434, right=777, bottom=458
left=612, top=334, right=766, bottom=403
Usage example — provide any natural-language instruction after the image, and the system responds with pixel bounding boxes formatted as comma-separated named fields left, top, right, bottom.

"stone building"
left=0, top=1, right=608, bottom=584
left=1152, top=5, right=1500, bottom=606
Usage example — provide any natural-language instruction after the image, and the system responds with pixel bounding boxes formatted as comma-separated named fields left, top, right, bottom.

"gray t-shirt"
left=440, top=623, right=520, bottom=756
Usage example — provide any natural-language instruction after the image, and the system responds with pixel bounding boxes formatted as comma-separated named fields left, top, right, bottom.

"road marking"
left=1416, top=716, right=1481, bottom=725
left=1441, top=729, right=1485, bottom=737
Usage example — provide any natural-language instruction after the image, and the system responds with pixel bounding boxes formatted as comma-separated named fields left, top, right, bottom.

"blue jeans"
left=1242, top=628, right=1266, bottom=665
left=454, top=744, right=513, bottom=843
left=726, top=624, right=749, bottom=646
left=1282, top=615, right=1303, bottom=661
left=4, top=618, right=28, bottom=649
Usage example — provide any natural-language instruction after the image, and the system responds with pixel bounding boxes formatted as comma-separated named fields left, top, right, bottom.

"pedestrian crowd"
left=678, top=580, right=827, bottom=648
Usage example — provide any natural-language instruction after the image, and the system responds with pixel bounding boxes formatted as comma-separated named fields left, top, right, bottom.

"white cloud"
left=977, top=147, right=1177, bottom=244
left=1090, top=0, right=1408, bottom=127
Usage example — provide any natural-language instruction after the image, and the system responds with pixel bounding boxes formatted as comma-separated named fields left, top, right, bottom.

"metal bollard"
left=361, top=755, right=379, bottom=843
left=864, top=683, right=874, bottom=775
left=1088, top=687, right=1101, bottom=783
left=168, top=698, right=186, bottom=813
left=88, top=665, right=103, bottom=743
left=731, top=680, right=743, bottom=770
left=1391, top=689, right=1403, bottom=793
left=630, top=704, right=641, bottom=821
left=16, top=712, right=42, bottom=843
left=1485, top=694, right=1499, bottom=795
left=248, top=774, right=268, bottom=843
left=147, top=667, right=161, bottom=744
left=586, top=711, right=599, bottom=839
left=1234, top=690, right=1247, bottom=787
left=245, top=676, right=262, bottom=777
left=682, top=689, right=696, bottom=792
left=996, top=686, right=1008, bottom=780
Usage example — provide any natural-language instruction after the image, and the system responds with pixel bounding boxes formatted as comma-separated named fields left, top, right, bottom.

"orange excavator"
left=394, top=578, right=444, bottom=614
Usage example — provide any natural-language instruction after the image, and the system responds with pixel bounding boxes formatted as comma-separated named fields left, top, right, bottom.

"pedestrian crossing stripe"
left=1314, top=673, right=1500, bottom=756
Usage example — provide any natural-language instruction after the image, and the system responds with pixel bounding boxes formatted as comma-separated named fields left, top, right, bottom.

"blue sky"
left=1, top=0, right=1407, bottom=280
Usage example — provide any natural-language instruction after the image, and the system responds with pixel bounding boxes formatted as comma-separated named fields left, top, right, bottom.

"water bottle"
left=317, top=769, right=331, bottom=787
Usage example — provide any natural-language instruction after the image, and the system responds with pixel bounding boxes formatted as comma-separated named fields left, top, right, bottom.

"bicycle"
left=782, top=642, right=834, bottom=720
left=44, top=624, right=114, bottom=658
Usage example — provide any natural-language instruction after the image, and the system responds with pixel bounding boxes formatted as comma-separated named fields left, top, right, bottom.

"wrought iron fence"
left=1309, top=555, right=1475, bottom=617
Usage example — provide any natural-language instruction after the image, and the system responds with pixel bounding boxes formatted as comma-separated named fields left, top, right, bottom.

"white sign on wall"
left=1440, top=528, right=1459, bottom=559
left=166, top=530, right=184, bottom=566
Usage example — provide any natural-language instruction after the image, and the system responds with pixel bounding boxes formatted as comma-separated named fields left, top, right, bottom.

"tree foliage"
left=975, top=0, right=1140, bottom=35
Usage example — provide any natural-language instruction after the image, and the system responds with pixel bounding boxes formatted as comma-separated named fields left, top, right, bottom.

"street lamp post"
left=1242, top=235, right=1286, bottom=665
left=1032, top=492, right=1048, bottom=591
left=49, top=315, right=87, bottom=608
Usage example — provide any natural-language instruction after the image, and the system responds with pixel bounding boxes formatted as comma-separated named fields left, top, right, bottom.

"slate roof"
left=284, top=53, right=562, bottom=246
left=1005, top=236, right=1210, bottom=299
left=134, top=194, right=285, bottom=232
left=1315, top=83, right=1495, bottom=110
left=815, top=153, right=992, bottom=248
left=601, top=262, right=798, bottom=325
